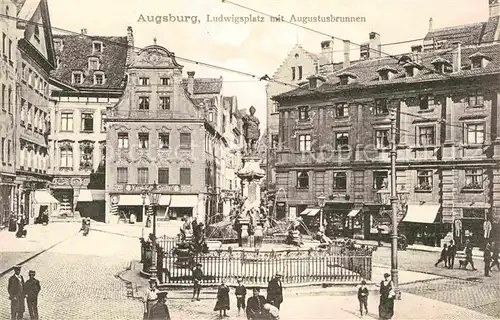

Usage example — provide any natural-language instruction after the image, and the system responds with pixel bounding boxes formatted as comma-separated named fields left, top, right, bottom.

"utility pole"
left=390, top=106, right=400, bottom=299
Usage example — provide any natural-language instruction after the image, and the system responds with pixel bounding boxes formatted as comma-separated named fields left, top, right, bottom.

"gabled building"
left=48, top=27, right=130, bottom=219
left=14, top=0, right=57, bottom=224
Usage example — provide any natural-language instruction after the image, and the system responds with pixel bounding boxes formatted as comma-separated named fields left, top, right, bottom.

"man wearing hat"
left=246, top=288, right=267, bottom=320
left=266, top=273, right=283, bottom=310
left=144, top=279, right=158, bottom=318
left=24, top=270, right=41, bottom=320
left=192, top=263, right=203, bottom=301
left=148, top=290, right=170, bottom=320
left=8, top=265, right=25, bottom=320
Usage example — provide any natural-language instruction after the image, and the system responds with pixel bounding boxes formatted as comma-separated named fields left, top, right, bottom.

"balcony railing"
left=107, top=109, right=204, bottom=120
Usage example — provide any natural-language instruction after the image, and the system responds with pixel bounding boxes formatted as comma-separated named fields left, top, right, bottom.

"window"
left=138, top=133, right=149, bottom=149
left=180, top=133, right=191, bottom=149
left=72, top=71, right=83, bottom=84
left=92, top=41, right=102, bottom=53
left=94, top=73, right=104, bottom=85
left=208, top=112, right=214, bottom=122
left=335, top=132, right=349, bottom=149
left=60, top=113, right=73, bottom=131
left=419, top=95, right=434, bottom=110
left=335, top=103, right=349, bottom=117
left=298, top=106, right=309, bottom=120
left=138, top=97, right=149, bottom=109
left=291, top=67, right=296, bottom=80
left=60, top=148, right=73, bottom=168
left=379, top=71, right=389, bottom=80
left=137, top=168, right=149, bottom=184
left=139, top=77, right=149, bottom=85
left=159, top=133, right=170, bottom=149
left=81, top=113, right=94, bottom=132
left=180, top=168, right=191, bottom=185
left=100, top=113, right=106, bottom=132
left=1, top=33, right=5, bottom=57
left=272, top=101, right=280, bottom=113
left=296, top=171, right=309, bottom=189
left=467, top=92, right=484, bottom=107
left=160, top=77, right=170, bottom=85
left=158, top=168, right=169, bottom=184
left=472, top=59, right=481, bottom=69
left=34, top=25, right=40, bottom=41
left=465, top=123, right=484, bottom=144
left=416, top=170, right=433, bottom=190
left=271, top=134, right=279, bottom=149
left=118, top=133, right=129, bottom=149
left=339, top=76, right=349, bottom=85
left=373, top=99, right=389, bottom=115
left=117, top=167, right=128, bottom=184
left=375, top=129, right=390, bottom=148
left=160, top=97, right=171, bottom=110
left=1, top=138, right=4, bottom=162
left=418, top=126, right=435, bottom=146
left=298, top=66, right=303, bottom=80
left=373, top=171, right=388, bottom=189
left=298, top=134, right=311, bottom=151
left=8, top=39, right=11, bottom=61
left=88, top=58, right=99, bottom=70
left=333, top=172, right=347, bottom=190
left=1, top=84, right=4, bottom=110
left=464, top=169, right=482, bottom=189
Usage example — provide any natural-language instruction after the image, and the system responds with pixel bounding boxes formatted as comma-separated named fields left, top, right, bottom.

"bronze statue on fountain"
left=242, top=106, right=260, bottom=156
left=174, top=217, right=208, bottom=268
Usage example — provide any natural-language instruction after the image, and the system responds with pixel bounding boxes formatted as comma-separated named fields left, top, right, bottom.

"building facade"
left=273, top=9, right=500, bottom=247
left=14, top=0, right=57, bottom=225
left=49, top=28, right=130, bottom=218
left=0, top=0, right=17, bottom=227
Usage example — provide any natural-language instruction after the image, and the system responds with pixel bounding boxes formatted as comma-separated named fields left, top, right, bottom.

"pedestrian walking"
left=377, top=226, right=382, bottom=247
left=235, top=278, right=247, bottom=316
left=8, top=265, right=25, bottom=320
left=191, top=263, right=203, bottom=301
left=434, top=244, right=448, bottom=267
left=24, top=270, right=40, bottom=320
left=357, top=280, right=369, bottom=316
left=378, top=273, right=395, bottom=320
left=263, top=303, right=280, bottom=320
left=246, top=288, right=267, bottom=320
left=16, top=215, right=26, bottom=238
left=447, top=240, right=457, bottom=269
left=213, top=279, right=230, bottom=318
left=484, top=242, right=492, bottom=277
left=490, top=242, right=500, bottom=271
left=143, top=279, right=158, bottom=319
left=464, top=240, right=477, bottom=271
left=148, top=291, right=170, bottom=320
left=266, top=273, right=283, bottom=310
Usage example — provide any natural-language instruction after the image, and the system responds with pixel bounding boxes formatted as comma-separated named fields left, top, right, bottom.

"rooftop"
left=424, top=16, right=500, bottom=46
left=182, top=77, right=223, bottom=95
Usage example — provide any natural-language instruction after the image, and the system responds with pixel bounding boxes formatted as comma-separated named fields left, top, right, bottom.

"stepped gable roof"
left=273, top=43, right=500, bottom=100
left=182, top=77, right=223, bottom=94
left=50, top=34, right=128, bottom=90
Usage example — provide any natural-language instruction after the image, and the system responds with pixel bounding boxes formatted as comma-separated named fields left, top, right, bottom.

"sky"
left=46, top=0, right=487, bottom=126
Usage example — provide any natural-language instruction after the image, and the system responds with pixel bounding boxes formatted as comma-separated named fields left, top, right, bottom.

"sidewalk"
left=0, top=223, right=80, bottom=277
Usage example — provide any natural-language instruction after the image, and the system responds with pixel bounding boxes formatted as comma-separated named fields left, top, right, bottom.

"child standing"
left=235, top=278, right=247, bottom=315
left=358, top=280, right=369, bottom=316
left=214, top=279, right=230, bottom=318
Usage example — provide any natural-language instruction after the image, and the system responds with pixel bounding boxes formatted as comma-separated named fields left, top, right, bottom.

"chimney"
left=452, top=42, right=462, bottom=72
left=360, top=43, right=369, bottom=59
left=319, top=40, right=334, bottom=66
left=343, top=40, right=350, bottom=69
left=126, top=26, right=134, bottom=65
left=187, top=71, right=195, bottom=95
left=81, top=28, right=87, bottom=35
left=369, top=32, right=381, bottom=58
left=428, top=17, right=433, bottom=32
left=490, top=0, right=499, bottom=17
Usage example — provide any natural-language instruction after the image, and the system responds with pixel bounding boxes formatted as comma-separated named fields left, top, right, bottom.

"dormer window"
left=34, top=25, right=40, bottom=42
left=337, top=72, right=357, bottom=85
left=88, top=57, right=99, bottom=70
left=398, top=55, right=412, bottom=65
left=469, top=52, right=491, bottom=70
left=54, top=39, right=63, bottom=51
left=71, top=71, right=83, bottom=84
left=403, top=62, right=423, bottom=77
left=92, top=41, right=103, bottom=54
left=431, top=57, right=452, bottom=73
left=307, top=75, right=325, bottom=89
left=376, top=66, right=398, bottom=81
left=93, top=72, right=105, bottom=85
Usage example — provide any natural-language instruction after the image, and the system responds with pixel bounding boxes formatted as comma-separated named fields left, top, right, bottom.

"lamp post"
left=148, top=181, right=160, bottom=281
left=317, top=194, right=326, bottom=230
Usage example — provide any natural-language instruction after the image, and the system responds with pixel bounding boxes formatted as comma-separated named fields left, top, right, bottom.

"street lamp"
left=148, top=181, right=160, bottom=281
left=317, top=194, right=326, bottom=230
left=141, top=189, right=150, bottom=228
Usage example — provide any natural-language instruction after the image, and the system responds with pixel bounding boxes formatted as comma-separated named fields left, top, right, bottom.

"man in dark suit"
left=8, top=265, right=25, bottom=320
left=148, top=291, right=170, bottom=320
left=24, top=270, right=41, bottom=320
left=266, top=273, right=283, bottom=310
left=246, top=288, right=267, bottom=320
left=484, top=243, right=492, bottom=277
left=447, top=240, right=457, bottom=269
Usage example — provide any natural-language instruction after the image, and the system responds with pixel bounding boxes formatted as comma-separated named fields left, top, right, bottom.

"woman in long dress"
left=214, top=279, right=230, bottom=317
left=379, top=273, right=395, bottom=320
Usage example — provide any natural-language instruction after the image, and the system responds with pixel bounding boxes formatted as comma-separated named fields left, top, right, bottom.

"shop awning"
left=78, top=190, right=105, bottom=202
left=170, top=195, right=198, bottom=207
left=307, top=208, right=320, bottom=216
left=299, top=208, right=311, bottom=216
left=159, top=195, right=172, bottom=206
left=34, top=190, right=59, bottom=204
left=402, top=205, right=440, bottom=224
left=348, top=209, right=361, bottom=217
left=118, top=195, right=147, bottom=206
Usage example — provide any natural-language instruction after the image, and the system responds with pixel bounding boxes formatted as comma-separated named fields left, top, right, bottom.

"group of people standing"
left=7, top=265, right=41, bottom=320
